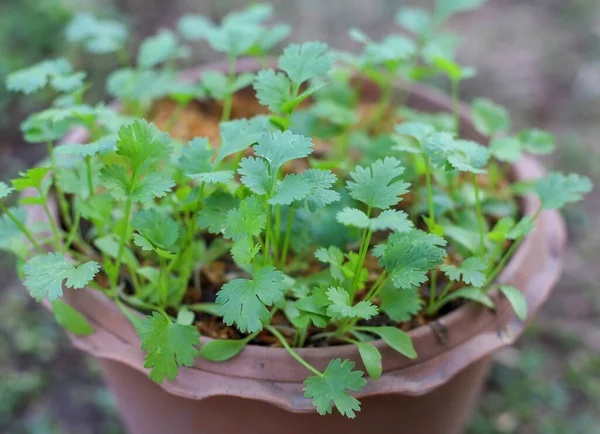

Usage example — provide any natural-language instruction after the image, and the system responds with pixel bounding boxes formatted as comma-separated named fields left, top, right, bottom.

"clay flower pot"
left=38, top=60, right=565, bottom=434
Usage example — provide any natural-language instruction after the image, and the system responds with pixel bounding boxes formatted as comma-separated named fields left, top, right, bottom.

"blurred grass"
left=0, top=0, right=599, bottom=433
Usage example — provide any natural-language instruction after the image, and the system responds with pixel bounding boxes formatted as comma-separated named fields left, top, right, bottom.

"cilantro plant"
left=3, top=1, right=592, bottom=419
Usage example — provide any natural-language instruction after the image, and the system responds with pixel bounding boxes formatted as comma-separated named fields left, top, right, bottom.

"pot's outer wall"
left=37, top=58, right=566, bottom=434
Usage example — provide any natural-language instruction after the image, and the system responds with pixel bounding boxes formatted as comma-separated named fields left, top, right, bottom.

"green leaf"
left=138, top=312, right=200, bottom=383
left=216, top=266, right=286, bottom=333
left=347, top=158, right=409, bottom=209
left=223, top=196, right=266, bottom=241
left=201, top=71, right=228, bottom=100
left=6, top=58, right=72, bottom=94
left=506, top=216, right=535, bottom=240
left=488, top=217, right=516, bottom=242
left=238, top=157, right=271, bottom=195
left=106, top=69, right=174, bottom=101
left=200, top=338, right=249, bottom=362
left=115, top=120, right=172, bottom=172
left=178, top=14, right=214, bottom=41
left=132, top=209, right=181, bottom=252
left=395, top=7, right=433, bottom=36
left=21, top=113, right=70, bottom=143
left=278, top=41, right=334, bottom=85
left=336, top=207, right=370, bottom=229
left=394, top=122, right=435, bottom=147
left=518, top=129, right=555, bottom=155
left=448, top=140, right=490, bottom=174
left=206, top=23, right=263, bottom=57
left=534, top=172, right=592, bottom=210
left=434, top=57, right=476, bottom=82
left=215, top=117, right=271, bottom=165
left=0, top=207, right=27, bottom=253
left=380, top=285, right=422, bottom=322
left=440, top=287, right=494, bottom=308
left=441, top=257, right=487, bottom=287
left=23, top=253, right=100, bottom=302
left=369, top=210, right=414, bottom=233
left=326, top=287, right=378, bottom=321
left=253, top=69, right=291, bottom=114
left=435, top=0, right=486, bottom=22
left=55, top=136, right=118, bottom=157
left=378, top=230, right=447, bottom=289
left=471, top=98, right=510, bottom=137
left=315, top=246, right=346, bottom=282
left=490, top=137, right=522, bottom=163
left=51, top=299, right=94, bottom=336
left=177, top=138, right=232, bottom=184
left=197, top=191, right=239, bottom=234
left=303, top=359, right=366, bottom=418
left=230, top=237, right=261, bottom=265
left=269, top=174, right=313, bottom=205
left=254, top=130, right=314, bottom=171
left=66, top=13, right=128, bottom=54
left=12, top=167, right=51, bottom=192
left=499, top=285, right=527, bottom=321
left=0, top=182, right=15, bottom=199
left=138, top=30, right=188, bottom=69
left=356, top=326, right=417, bottom=359
left=355, top=342, right=382, bottom=380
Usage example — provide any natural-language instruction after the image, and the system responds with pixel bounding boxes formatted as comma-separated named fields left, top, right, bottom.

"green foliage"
left=23, top=253, right=100, bottom=301
left=138, top=312, right=200, bottom=382
left=3, top=2, right=592, bottom=420
left=303, top=359, right=366, bottom=418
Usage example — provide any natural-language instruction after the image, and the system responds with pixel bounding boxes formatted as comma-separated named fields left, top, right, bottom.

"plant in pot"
left=2, top=2, right=592, bottom=433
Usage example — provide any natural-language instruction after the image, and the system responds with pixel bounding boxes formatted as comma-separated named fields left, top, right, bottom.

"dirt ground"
left=1, top=1, right=599, bottom=433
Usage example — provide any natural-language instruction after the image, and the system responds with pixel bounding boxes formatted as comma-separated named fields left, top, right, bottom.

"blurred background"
left=0, top=0, right=599, bottom=433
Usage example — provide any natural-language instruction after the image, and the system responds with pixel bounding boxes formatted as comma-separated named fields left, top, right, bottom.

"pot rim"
left=31, top=58, right=565, bottom=411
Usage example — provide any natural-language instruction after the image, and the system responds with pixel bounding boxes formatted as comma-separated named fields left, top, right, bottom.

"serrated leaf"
left=201, top=71, right=228, bottom=100
left=230, top=237, right=261, bottom=265
left=253, top=69, right=291, bottom=114
left=254, top=130, right=314, bottom=171
left=269, top=174, right=313, bottom=205
left=379, top=230, right=447, bottom=289
left=138, top=312, right=200, bottom=383
left=303, top=359, right=366, bottom=418
left=200, top=338, right=249, bottom=362
left=138, top=30, right=187, bottom=69
left=278, top=41, right=334, bottom=85
left=216, top=266, right=286, bottom=333
left=178, top=14, right=215, bottom=41
left=177, top=138, right=231, bottom=184
left=66, top=13, right=127, bottom=54
left=315, top=246, right=346, bottom=282
left=356, top=326, right=417, bottom=359
left=12, top=167, right=51, bottom=192
left=441, top=257, right=487, bottom=287
left=115, top=120, right=172, bottom=172
left=197, top=191, right=239, bottom=234
left=506, top=216, right=535, bottom=240
left=55, top=135, right=118, bottom=157
left=133, top=173, right=175, bottom=203
left=499, top=285, right=527, bottom=321
left=51, top=299, right=94, bottom=336
left=380, top=285, right=422, bottom=322
left=107, top=69, right=175, bottom=101
left=215, top=117, right=270, bottom=164
left=534, top=172, right=592, bottom=210
left=347, top=157, right=409, bottom=209
left=471, top=98, right=510, bottom=137
left=51, top=72, right=87, bottom=92
left=132, top=209, right=180, bottom=251
left=6, top=58, right=72, bottom=94
left=99, top=164, right=130, bottom=200
left=20, top=113, right=70, bottom=143
left=355, top=342, right=382, bottom=380
left=519, top=129, right=555, bottom=155
left=238, top=157, right=271, bottom=195
left=369, top=210, right=414, bottom=233
left=394, top=122, right=435, bottom=146
left=23, top=253, right=100, bottom=301
left=336, top=207, right=370, bottom=229
left=326, top=287, right=378, bottom=321
left=223, top=196, right=266, bottom=241
left=490, top=137, right=522, bottom=163
left=205, top=22, right=262, bottom=57
left=0, top=182, right=15, bottom=199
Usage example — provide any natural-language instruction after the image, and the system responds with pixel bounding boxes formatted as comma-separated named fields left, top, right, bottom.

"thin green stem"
left=364, top=271, right=389, bottom=302
left=113, top=167, right=137, bottom=289
left=428, top=280, right=454, bottom=315
left=158, top=257, right=167, bottom=307
left=0, top=204, right=44, bottom=254
left=41, top=198, right=61, bottom=250
left=47, top=141, right=72, bottom=229
left=366, top=76, right=392, bottom=132
left=423, top=156, right=435, bottom=225
left=452, top=79, right=460, bottom=135
left=165, top=101, right=187, bottom=133
left=350, top=207, right=372, bottom=298
left=266, top=326, right=323, bottom=377
left=274, top=205, right=282, bottom=249
left=85, top=156, right=94, bottom=198
left=472, top=173, right=486, bottom=255
left=62, top=211, right=81, bottom=253
left=221, top=55, right=237, bottom=122
left=264, top=204, right=273, bottom=266
left=279, top=205, right=295, bottom=268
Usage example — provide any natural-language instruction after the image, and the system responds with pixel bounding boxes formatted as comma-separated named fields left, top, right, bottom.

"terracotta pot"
left=35, top=59, right=565, bottom=434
